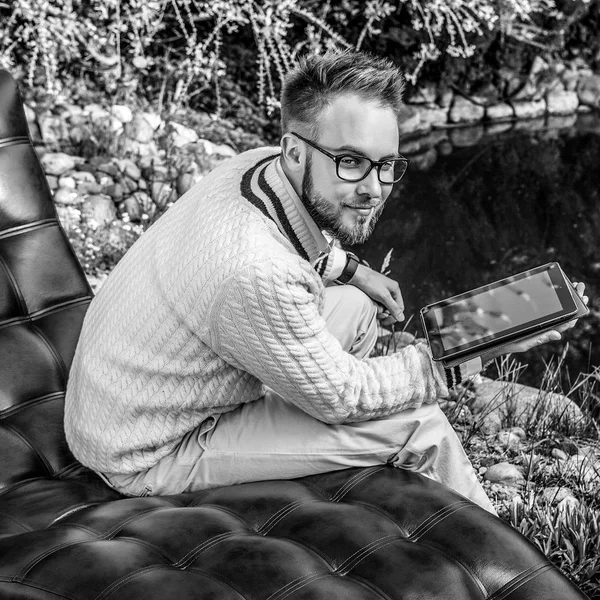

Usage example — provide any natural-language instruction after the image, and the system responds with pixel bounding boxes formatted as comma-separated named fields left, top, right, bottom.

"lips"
left=345, top=205, right=376, bottom=215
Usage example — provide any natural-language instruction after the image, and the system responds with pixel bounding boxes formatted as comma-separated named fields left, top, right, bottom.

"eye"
left=339, top=155, right=362, bottom=168
left=380, top=161, right=394, bottom=171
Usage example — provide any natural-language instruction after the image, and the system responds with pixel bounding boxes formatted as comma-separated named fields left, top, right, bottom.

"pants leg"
left=108, top=285, right=494, bottom=514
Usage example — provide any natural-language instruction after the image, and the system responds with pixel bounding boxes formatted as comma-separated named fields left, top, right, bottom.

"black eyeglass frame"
left=291, top=131, right=409, bottom=185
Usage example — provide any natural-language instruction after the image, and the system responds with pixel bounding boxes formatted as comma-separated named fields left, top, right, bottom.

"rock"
left=484, top=462, right=525, bottom=485
left=127, top=114, right=155, bottom=143
left=497, top=429, right=522, bottom=450
left=95, top=161, right=120, bottom=179
left=449, top=96, right=485, bottom=124
left=131, top=191, right=155, bottom=218
left=577, top=74, right=600, bottom=108
left=88, top=106, right=110, bottom=124
left=546, top=90, right=579, bottom=115
left=470, top=376, right=585, bottom=433
left=436, top=88, right=454, bottom=108
left=485, top=122, right=514, bottom=137
left=559, top=439, right=579, bottom=455
left=53, top=188, right=83, bottom=205
left=81, top=194, right=117, bottom=228
left=140, top=111, right=163, bottom=131
left=111, top=105, right=133, bottom=124
left=58, top=176, right=76, bottom=190
left=70, top=170, right=97, bottom=185
left=449, top=125, right=484, bottom=148
left=116, top=158, right=142, bottom=181
left=78, top=181, right=103, bottom=195
left=397, top=104, right=427, bottom=138
left=169, top=122, right=199, bottom=147
left=551, top=448, right=568, bottom=461
left=557, top=496, right=580, bottom=512
left=121, top=196, right=143, bottom=222
left=398, top=129, right=448, bottom=155
left=121, top=176, right=138, bottom=195
left=176, top=172, right=195, bottom=196
left=513, top=116, right=546, bottom=133
left=419, top=106, right=448, bottom=129
left=479, top=411, right=503, bottom=436
left=546, top=114, right=577, bottom=131
left=104, top=183, right=125, bottom=201
left=486, top=103, right=514, bottom=122
left=553, top=453, right=599, bottom=483
left=122, top=139, right=159, bottom=157
left=37, top=113, right=65, bottom=146
left=41, top=152, right=77, bottom=176
left=511, top=99, right=546, bottom=120
left=541, top=486, right=574, bottom=504
left=151, top=181, right=175, bottom=208
left=407, top=83, right=437, bottom=104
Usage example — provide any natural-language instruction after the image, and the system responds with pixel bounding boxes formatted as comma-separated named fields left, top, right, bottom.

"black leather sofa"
left=0, top=69, right=590, bottom=600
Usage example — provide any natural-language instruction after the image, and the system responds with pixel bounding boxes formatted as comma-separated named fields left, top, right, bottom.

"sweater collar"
left=241, top=151, right=330, bottom=263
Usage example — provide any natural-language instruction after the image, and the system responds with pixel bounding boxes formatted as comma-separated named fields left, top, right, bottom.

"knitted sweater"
left=64, top=147, right=449, bottom=475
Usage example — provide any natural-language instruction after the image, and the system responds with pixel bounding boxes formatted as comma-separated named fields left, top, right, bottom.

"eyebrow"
left=332, top=144, right=401, bottom=161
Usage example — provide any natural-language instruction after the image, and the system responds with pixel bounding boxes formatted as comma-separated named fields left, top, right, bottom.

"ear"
left=280, top=133, right=303, bottom=173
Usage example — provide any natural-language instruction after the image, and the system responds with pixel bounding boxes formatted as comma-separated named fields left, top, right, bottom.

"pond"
left=354, top=111, right=600, bottom=406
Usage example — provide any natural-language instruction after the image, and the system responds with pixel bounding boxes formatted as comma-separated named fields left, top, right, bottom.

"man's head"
left=280, top=50, right=406, bottom=245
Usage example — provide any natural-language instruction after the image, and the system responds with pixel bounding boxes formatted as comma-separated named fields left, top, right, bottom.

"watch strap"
left=336, top=252, right=360, bottom=284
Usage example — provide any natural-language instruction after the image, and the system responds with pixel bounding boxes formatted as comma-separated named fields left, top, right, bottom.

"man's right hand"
left=349, top=263, right=405, bottom=324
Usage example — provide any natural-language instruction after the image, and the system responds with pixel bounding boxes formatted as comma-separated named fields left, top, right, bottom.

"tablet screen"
left=421, top=263, right=577, bottom=360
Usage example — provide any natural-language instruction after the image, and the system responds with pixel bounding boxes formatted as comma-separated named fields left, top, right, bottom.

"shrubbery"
left=1, top=0, right=598, bottom=137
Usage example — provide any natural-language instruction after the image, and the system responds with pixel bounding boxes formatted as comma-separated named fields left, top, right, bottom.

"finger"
left=387, top=285, right=405, bottom=321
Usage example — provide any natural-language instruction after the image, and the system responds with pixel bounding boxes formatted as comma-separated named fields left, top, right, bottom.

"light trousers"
left=106, top=285, right=496, bottom=514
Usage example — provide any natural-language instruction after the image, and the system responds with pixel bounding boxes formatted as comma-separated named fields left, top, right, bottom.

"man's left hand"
left=350, top=264, right=405, bottom=324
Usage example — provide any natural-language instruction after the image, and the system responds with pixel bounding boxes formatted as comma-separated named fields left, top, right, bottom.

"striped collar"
left=240, top=151, right=330, bottom=263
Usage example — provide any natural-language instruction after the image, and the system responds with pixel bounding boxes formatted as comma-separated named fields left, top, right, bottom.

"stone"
left=561, top=69, right=579, bottom=92
left=577, top=74, right=600, bottom=108
left=513, top=116, right=546, bottom=133
left=53, top=188, right=83, bottom=205
left=131, top=191, right=155, bottom=218
left=511, top=99, right=546, bottom=120
left=37, top=113, right=64, bottom=146
left=397, top=104, right=428, bottom=137
left=116, top=158, right=142, bottom=181
left=497, top=429, right=522, bottom=450
left=58, top=176, right=76, bottom=190
left=552, top=448, right=568, bottom=461
left=127, top=114, right=155, bottom=143
left=104, top=183, right=125, bottom=201
left=559, top=439, right=579, bottom=455
left=81, top=194, right=118, bottom=228
left=151, top=181, right=175, bottom=208
left=541, top=486, right=574, bottom=504
left=486, top=103, right=514, bottom=122
left=484, top=462, right=525, bottom=485
left=419, top=106, right=448, bottom=129
left=449, top=96, right=485, bottom=124
left=140, top=111, right=163, bottom=131
left=470, top=376, right=585, bottom=433
left=88, top=106, right=110, bottom=124
left=95, top=161, right=120, bottom=179
left=546, top=114, right=577, bottom=131
left=121, top=196, right=143, bottom=222
left=55, top=205, right=81, bottom=231
left=41, top=152, right=76, bottom=177
left=553, top=454, right=599, bottom=483
left=479, top=411, right=503, bottom=436
left=546, top=90, right=579, bottom=115
left=407, top=83, right=437, bottom=104
left=122, top=139, right=159, bottom=157
left=437, top=88, right=454, bottom=108
left=78, top=181, right=103, bottom=195
left=169, top=122, right=199, bottom=147
left=70, top=170, right=97, bottom=185
left=176, top=172, right=195, bottom=196
left=111, top=104, right=133, bottom=124
left=450, top=125, right=484, bottom=147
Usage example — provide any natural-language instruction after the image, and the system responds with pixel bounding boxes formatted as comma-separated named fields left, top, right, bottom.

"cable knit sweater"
left=64, top=147, right=449, bottom=475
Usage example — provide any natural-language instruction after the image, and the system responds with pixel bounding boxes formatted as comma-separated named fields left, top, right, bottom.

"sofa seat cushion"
left=0, top=466, right=582, bottom=600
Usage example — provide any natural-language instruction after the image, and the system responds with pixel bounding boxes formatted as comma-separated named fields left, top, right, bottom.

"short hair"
left=280, top=49, right=405, bottom=137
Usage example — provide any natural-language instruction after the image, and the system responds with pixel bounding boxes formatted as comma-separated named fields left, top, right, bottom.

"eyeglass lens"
left=337, top=156, right=407, bottom=183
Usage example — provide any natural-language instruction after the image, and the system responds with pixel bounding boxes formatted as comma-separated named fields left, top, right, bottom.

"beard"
left=300, top=156, right=385, bottom=245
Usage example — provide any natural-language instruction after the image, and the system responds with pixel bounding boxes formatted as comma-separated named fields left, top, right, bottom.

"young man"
left=64, top=50, right=585, bottom=513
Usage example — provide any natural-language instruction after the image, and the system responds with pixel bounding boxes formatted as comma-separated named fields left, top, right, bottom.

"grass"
left=374, top=325, right=600, bottom=596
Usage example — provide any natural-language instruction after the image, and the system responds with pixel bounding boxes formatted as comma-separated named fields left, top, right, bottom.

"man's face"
left=300, top=94, right=400, bottom=245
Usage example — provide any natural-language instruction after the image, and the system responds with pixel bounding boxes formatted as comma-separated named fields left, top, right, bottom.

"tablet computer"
left=420, top=262, right=588, bottom=364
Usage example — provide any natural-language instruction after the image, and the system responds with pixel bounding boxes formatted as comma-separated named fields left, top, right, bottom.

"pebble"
left=53, top=188, right=83, bottom=205
left=484, top=462, right=525, bottom=485
left=81, top=194, right=118, bottom=228
left=551, top=448, right=568, bottom=461
left=41, top=152, right=78, bottom=176
left=541, top=486, right=575, bottom=504
left=497, top=429, right=522, bottom=450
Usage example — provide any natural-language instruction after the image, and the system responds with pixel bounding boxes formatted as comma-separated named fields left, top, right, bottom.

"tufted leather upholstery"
left=0, top=69, right=589, bottom=599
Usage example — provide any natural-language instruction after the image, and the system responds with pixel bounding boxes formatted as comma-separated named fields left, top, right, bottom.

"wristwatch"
left=337, top=252, right=360, bottom=284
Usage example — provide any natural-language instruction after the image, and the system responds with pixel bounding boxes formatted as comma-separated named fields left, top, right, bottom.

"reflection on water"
left=354, top=112, right=600, bottom=389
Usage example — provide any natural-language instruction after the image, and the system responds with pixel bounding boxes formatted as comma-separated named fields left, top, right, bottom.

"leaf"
left=380, top=247, right=393, bottom=275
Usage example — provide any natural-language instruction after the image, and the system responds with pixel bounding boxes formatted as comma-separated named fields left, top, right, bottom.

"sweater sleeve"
left=208, top=257, right=449, bottom=424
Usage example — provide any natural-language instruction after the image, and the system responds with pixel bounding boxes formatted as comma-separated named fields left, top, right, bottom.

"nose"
left=356, top=166, right=382, bottom=199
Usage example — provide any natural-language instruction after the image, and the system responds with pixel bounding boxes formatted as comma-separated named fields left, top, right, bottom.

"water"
left=354, top=112, right=600, bottom=393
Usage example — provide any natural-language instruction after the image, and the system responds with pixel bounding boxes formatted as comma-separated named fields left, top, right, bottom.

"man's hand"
left=483, top=281, right=589, bottom=362
left=349, top=263, right=405, bottom=324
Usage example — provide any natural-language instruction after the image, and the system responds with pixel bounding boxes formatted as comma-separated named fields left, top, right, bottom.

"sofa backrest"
left=0, top=70, right=93, bottom=490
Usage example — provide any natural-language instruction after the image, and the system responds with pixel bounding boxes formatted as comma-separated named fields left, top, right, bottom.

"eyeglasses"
left=292, top=131, right=409, bottom=185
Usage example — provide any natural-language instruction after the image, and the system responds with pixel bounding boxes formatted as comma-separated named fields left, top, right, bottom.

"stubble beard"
left=300, top=157, right=384, bottom=246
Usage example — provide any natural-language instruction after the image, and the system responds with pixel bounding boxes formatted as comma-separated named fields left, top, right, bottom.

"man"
left=64, top=50, right=586, bottom=513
